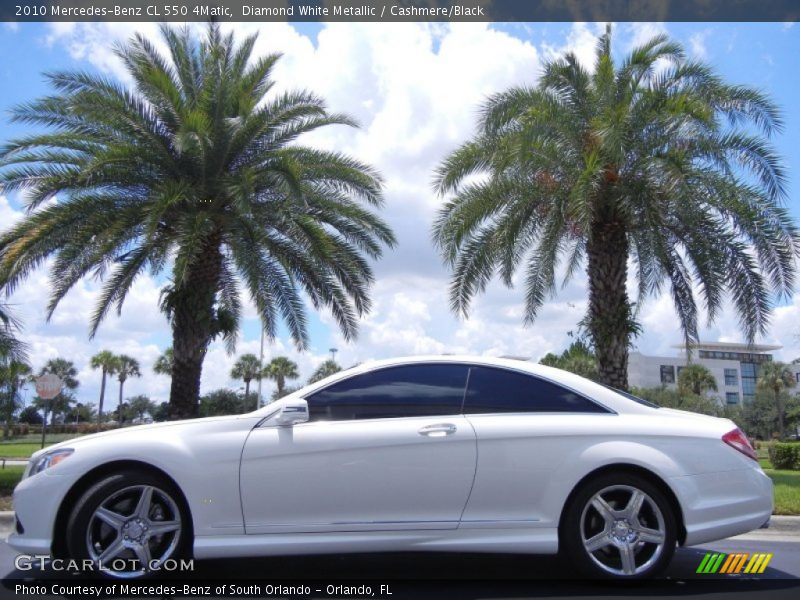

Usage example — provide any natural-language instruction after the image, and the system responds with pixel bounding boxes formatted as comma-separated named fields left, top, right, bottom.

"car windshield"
left=601, top=384, right=660, bottom=409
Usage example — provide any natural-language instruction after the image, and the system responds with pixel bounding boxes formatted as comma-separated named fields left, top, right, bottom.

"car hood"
left=32, top=414, right=252, bottom=460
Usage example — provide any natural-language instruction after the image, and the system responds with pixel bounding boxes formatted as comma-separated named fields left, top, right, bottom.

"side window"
left=463, top=366, right=609, bottom=414
left=306, top=364, right=469, bottom=421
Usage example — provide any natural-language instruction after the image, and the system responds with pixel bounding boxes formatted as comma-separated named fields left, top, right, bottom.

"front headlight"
left=27, top=448, right=74, bottom=477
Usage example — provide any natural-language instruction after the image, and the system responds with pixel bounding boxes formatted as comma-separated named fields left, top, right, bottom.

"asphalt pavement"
left=0, top=523, right=798, bottom=598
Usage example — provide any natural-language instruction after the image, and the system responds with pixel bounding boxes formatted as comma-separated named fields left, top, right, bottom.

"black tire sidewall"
left=65, top=469, right=190, bottom=577
left=561, top=472, right=677, bottom=580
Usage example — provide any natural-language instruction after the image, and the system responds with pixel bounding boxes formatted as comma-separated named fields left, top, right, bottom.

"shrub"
left=768, top=443, right=800, bottom=470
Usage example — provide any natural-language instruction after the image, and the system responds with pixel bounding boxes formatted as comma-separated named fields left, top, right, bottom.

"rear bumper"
left=670, top=467, right=773, bottom=546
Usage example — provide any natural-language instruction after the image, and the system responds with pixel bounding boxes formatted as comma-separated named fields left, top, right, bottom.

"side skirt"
left=194, top=527, right=559, bottom=559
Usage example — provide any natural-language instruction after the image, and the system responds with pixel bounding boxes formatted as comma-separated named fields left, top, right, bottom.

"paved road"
left=0, top=535, right=798, bottom=598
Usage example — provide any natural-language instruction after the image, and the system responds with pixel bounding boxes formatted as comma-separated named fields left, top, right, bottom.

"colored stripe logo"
left=696, top=552, right=773, bottom=574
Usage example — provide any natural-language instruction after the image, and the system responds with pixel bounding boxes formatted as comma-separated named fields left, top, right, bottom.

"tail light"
left=722, top=428, right=758, bottom=461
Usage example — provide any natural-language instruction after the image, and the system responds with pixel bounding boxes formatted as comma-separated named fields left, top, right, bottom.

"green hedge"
left=768, top=443, right=800, bottom=470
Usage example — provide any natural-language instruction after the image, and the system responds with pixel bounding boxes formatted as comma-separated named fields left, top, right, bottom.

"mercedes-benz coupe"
left=10, top=356, right=772, bottom=579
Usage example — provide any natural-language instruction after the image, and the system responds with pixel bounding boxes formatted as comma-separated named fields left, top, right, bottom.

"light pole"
left=329, top=347, right=338, bottom=362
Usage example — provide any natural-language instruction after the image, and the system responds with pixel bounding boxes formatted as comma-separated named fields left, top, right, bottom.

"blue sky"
left=0, top=21, right=798, bottom=406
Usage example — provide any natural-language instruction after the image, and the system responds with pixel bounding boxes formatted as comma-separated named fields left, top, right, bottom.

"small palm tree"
left=0, top=360, right=31, bottom=438
left=309, top=359, right=342, bottom=384
left=677, top=364, right=718, bottom=396
left=539, top=340, right=599, bottom=381
left=757, top=361, right=796, bottom=439
left=433, top=25, right=799, bottom=389
left=90, top=350, right=118, bottom=426
left=153, top=347, right=174, bottom=377
left=264, top=356, right=299, bottom=400
left=231, top=354, right=262, bottom=402
left=114, top=355, right=141, bottom=426
left=0, top=24, right=395, bottom=420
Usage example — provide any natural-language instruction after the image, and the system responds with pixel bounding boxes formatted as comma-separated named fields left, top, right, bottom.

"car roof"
left=255, top=354, right=657, bottom=416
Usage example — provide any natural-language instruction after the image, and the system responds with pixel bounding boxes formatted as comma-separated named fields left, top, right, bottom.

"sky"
left=0, top=20, right=798, bottom=408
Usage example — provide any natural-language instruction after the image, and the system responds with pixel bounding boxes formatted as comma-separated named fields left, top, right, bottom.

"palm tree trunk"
left=244, top=379, right=250, bottom=400
left=587, top=217, right=631, bottom=390
left=277, top=375, right=284, bottom=396
left=97, top=370, right=106, bottom=429
left=168, top=235, right=223, bottom=420
left=118, top=380, right=124, bottom=427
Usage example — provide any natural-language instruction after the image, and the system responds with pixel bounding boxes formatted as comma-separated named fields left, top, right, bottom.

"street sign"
left=35, top=374, right=63, bottom=400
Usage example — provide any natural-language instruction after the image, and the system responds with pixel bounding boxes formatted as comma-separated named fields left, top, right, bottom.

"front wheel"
left=560, top=473, right=677, bottom=579
left=66, top=470, right=190, bottom=578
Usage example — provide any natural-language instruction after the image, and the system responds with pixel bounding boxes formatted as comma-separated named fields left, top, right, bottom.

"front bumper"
left=671, top=466, right=773, bottom=546
left=6, top=469, right=73, bottom=556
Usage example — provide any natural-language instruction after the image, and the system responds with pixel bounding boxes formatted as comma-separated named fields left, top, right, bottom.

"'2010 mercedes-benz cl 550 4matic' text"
left=10, top=356, right=772, bottom=579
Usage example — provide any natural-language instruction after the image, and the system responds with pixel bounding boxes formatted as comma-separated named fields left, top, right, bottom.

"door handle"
left=418, top=423, right=457, bottom=437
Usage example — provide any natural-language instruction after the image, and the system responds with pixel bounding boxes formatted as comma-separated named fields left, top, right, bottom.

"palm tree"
left=264, top=356, right=299, bottom=400
left=0, top=360, right=31, bottom=438
left=231, top=354, right=262, bottom=404
left=757, top=361, right=796, bottom=439
left=153, top=347, right=174, bottom=377
left=539, top=340, right=599, bottom=381
left=114, top=355, right=141, bottom=426
left=309, top=359, right=342, bottom=384
left=432, top=25, right=799, bottom=389
left=0, top=24, right=395, bottom=420
left=90, top=350, right=118, bottom=427
left=677, top=364, right=718, bottom=396
left=0, top=302, right=28, bottom=364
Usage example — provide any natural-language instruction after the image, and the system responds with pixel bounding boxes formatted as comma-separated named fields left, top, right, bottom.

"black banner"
left=2, top=0, right=800, bottom=23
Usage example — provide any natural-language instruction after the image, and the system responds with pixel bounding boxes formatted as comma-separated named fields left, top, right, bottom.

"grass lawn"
left=0, top=433, right=84, bottom=458
left=0, top=443, right=46, bottom=458
left=0, top=466, right=25, bottom=510
left=765, top=469, right=800, bottom=515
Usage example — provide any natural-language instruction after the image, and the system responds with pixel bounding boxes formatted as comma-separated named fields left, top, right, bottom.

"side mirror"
left=275, top=399, right=309, bottom=426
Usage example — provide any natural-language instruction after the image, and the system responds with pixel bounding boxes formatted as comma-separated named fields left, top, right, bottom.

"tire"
left=560, top=472, right=677, bottom=579
left=66, top=469, right=190, bottom=579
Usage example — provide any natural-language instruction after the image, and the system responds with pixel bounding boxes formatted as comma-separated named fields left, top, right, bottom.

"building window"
left=660, top=365, right=675, bottom=384
left=741, top=362, right=757, bottom=402
left=726, top=392, right=740, bottom=405
left=724, top=368, right=738, bottom=386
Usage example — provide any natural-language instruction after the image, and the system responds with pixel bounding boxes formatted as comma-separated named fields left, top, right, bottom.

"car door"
left=460, top=366, right=614, bottom=527
left=240, top=363, right=477, bottom=534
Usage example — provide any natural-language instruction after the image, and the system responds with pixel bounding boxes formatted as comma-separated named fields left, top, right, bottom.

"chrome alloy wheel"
left=579, top=484, right=666, bottom=576
left=85, top=484, right=182, bottom=578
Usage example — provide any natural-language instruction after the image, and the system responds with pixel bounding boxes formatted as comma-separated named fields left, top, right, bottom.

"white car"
left=10, top=356, right=772, bottom=579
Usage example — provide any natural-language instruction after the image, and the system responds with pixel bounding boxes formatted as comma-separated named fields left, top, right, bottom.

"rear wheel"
left=561, top=473, right=677, bottom=579
left=66, top=469, right=189, bottom=578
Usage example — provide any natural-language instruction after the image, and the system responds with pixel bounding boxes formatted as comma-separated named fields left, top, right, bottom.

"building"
left=628, top=342, right=800, bottom=405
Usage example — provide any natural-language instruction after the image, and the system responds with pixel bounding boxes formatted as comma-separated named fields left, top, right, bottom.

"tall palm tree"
left=114, top=355, right=141, bottom=426
left=231, top=353, right=262, bottom=404
left=757, top=361, right=796, bottom=439
left=264, top=356, right=299, bottom=400
left=677, top=363, right=717, bottom=396
left=433, top=25, right=799, bottom=389
left=153, top=347, right=174, bottom=377
left=90, top=350, right=118, bottom=426
left=0, top=24, right=395, bottom=420
left=309, top=359, right=342, bottom=384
